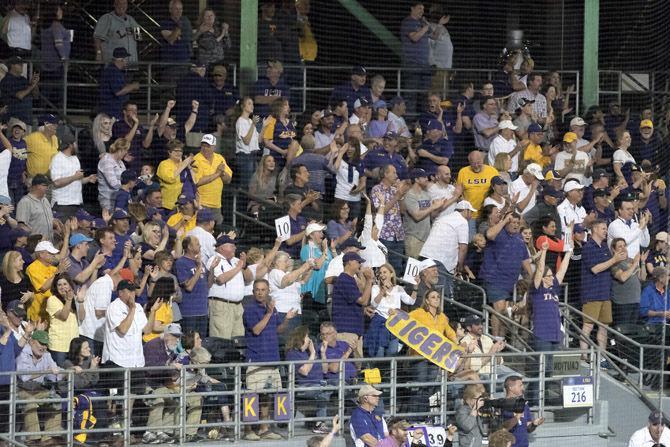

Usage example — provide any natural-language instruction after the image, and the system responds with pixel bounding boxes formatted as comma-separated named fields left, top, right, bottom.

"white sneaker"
left=156, top=432, right=176, bottom=444
left=142, top=431, right=161, bottom=444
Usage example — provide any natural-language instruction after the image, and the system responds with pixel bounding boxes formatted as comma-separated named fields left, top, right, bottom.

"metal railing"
left=0, top=350, right=597, bottom=445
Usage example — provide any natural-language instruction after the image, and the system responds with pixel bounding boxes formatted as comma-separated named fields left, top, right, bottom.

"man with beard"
left=50, top=134, right=97, bottom=219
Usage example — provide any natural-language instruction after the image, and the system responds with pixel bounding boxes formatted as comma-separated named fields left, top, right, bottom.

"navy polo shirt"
left=503, top=404, right=531, bottom=447
left=211, top=83, right=239, bottom=115
left=281, top=214, right=307, bottom=259
left=7, top=138, right=27, bottom=189
left=350, top=406, right=386, bottom=443
left=175, top=256, right=208, bottom=316
left=322, top=340, right=357, bottom=381
left=99, top=65, right=128, bottom=119
left=581, top=238, right=612, bottom=303
left=112, top=120, right=146, bottom=170
left=332, top=272, right=364, bottom=336
left=640, top=284, right=667, bottom=325
left=0, top=328, right=21, bottom=385
left=330, top=83, right=371, bottom=115
left=175, top=73, right=211, bottom=134
left=480, top=229, right=529, bottom=293
left=111, top=233, right=132, bottom=264
left=254, top=77, right=289, bottom=117
left=160, top=17, right=191, bottom=62
left=363, top=147, right=408, bottom=180
left=114, top=189, right=131, bottom=211
left=0, top=73, right=32, bottom=124
left=285, top=349, right=324, bottom=385
left=243, top=299, right=280, bottom=363
left=416, top=137, right=453, bottom=176
left=400, top=16, right=429, bottom=66
left=594, top=207, right=615, bottom=225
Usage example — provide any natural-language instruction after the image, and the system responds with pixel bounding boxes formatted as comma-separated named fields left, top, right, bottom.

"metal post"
left=62, top=62, right=69, bottom=116
left=179, top=366, right=186, bottom=443
left=639, top=347, right=645, bottom=388
left=538, top=353, right=546, bottom=417
left=9, top=373, right=16, bottom=443
left=302, top=66, right=307, bottom=114
left=147, top=63, right=152, bottom=117
left=67, top=370, right=74, bottom=444
left=288, top=362, right=295, bottom=439
left=396, top=69, right=402, bottom=98
left=124, top=368, right=131, bottom=445
left=234, top=365, right=241, bottom=441
left=338, top=360, right=345, bottom=431
left=232, top=192, right=237, bottom=228
left=390, top=358, right=397, bottom=417
left=440, top=369, right=448, bottom=426
left=575, top=72, right=581, bottom=116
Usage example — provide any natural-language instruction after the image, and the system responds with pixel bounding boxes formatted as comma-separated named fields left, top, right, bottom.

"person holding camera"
left=455, top=383, right=488, bottom=447
left=500, top=376, right=544, bottom=447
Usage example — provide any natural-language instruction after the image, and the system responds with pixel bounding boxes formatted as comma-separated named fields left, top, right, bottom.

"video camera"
left=480, top=397, right=527, bottom=415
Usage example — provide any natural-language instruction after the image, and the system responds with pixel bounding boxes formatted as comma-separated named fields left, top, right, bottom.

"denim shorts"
left=484, top=281, right=512, bottom=303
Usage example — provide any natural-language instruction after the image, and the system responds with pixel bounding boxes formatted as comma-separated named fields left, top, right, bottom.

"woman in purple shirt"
left=531, top=241, right=571, bottom=375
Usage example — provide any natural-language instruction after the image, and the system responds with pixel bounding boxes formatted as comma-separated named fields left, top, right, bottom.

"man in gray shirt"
left=94, top=0, right=140, bottom=64
left=16, top=174, right=53, bottom=240
left=403, top=168, right=448, bottom=259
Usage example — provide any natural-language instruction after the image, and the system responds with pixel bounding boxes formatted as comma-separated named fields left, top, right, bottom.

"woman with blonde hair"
left=97, top=137, right=130, bottom=210
left=138, top=221, right=170, bottom=268
left=91, top=112, right=114, bottom=156
left=493, top=152, right=513, bottom=185
left=365, top=263, right=416, bottom=357
left=194, top=8, right=231, bottom=66
left=0, top=250, right=32, bottom=311
left=243, top=238, right=282, bottom=296
left=455, top=383, right=488, bottom=447
left=248, top=154, right=278, bottom=215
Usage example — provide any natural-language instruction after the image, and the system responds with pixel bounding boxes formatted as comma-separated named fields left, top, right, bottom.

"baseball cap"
left=76, top=209, right=95, bottom=222
left=418, top=258, right=436, bottom=273
left=570, top=116, right=586, bottom=127
left=215, top=234, right=236, bottom=246
left=59, top=133, right=76, bottom=150
left=409, top=168, right=428, bottom=180
left=119, top=268, right=135, bottom=282
left=31, top=330, right=49, bottom=345
left=164, top=323, right=183, bottom=337
left=592, top=169, right=610, bottom=180
left=563, top=132, right=578, bottom=143
left=111, top=209, right=130, bottom=220
left=353, top=97, right=370, bottom=109
left=389, top=96, right=405, bottom=107
left=542, top=186, right=562, bottom=198
left=40, top=114, right=58, bottom=126
left=518, top=98, right=535, bottom=107
left=343, top=252, right=365, bottom=264
left=196, top=209, right=215, bottom=223
left=498, top=120, right=518, bottom=131
left=305, top=222, right=326, bottom=236
left=384, top=130, right=399, bottom=139
left=201, top=134, right=217, bottom=146
left=6, top=300, right=26, bottom=319
left=120, top=170, right=138, bottom=185
left=372, top=100, right=387, bottom=110
left=358, top=384, right=382, bottom=398
left=0, top=195, right=10, bottom=205
left=7, top=117, right=27, bottom=131
left=35, top=240, right=59, bottom=254
left=544, top=169, right=562, bottom=181
left=31, top=174, right=50, bottom=186
left=655, top=231, right=668, bottom=242
left=649, top=410, right=664, bottom=425
left=426, top=119, right=443, bottom=132
left=340, top=237, right=364, bottom=250
left=491, top=175, right=507, bottom=186
left=6, top=56, right=23, bottom=66
left=117, top=279, right=138, bottom=292
left=462, top=314, right=483, bottom=327
left=455, top=200, right=477, bottom=212
left=92, top=218, right=107, bottom=229
left=352, top=65, right=367, bottom=76
left=112, top=47, right=131, bottom=59
left=69, top=233, right=93, bottom=247
left=564, top=180, right=584, bottom=193
left=640, top=119, right=654, bottom=129
left=593, top=188, right=609, bottom=198
left=525, top=163, right=544, bottom=180
left=573, top=223, right=586, bottom=234
left=387, top=418, right=412, bottom=430
left=528, top=123, right=543, bottom=133
left=166, top=117, right=177, bottom=127
left=321, top=108, right=334, bottom=118
left=177, top=195, right=194, bottom=206
left=9, top=227, right=29, bottom=241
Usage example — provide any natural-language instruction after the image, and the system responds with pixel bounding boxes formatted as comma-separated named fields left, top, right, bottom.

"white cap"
left=498, top=120, right=518, bottom=130
left=524, top=163, right=544, bottom=180
left=564, top=180, right=584, bottom=193
left=418, top=259, right=436, bottom=273
left=570, top=116, right=586, bottom=127
left=305, top=222, right=326, bottom=236
left=201, top=134, right=217, bottom=146
left=35, top=240, right=59, bottom=254
left=455, top=200, right=477, bottom=212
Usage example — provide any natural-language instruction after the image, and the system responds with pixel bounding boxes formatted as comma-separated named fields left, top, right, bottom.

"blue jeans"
left=236, top=152, right=259, bottom=211
left=181, top=315, right=209, bottom=338
left=49, top=350, right=67, bottom=368
left=381, top=239, right=405, bottom=276
left=410, top=360, right=440, bottom=415
left=529, top=339, right=561, bottom=404
left=297, top=386, right=333, bottom=418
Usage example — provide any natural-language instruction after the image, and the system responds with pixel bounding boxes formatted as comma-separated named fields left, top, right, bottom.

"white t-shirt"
left=79, top=274, right=114, bottom=341
left=488, top=135, right=519, bottom=173
left=557, top=199, right=587, bottom=241
left=206, top=254, right=246, bottom=302
left=427, top=182, right=457, bottom=223
left=50, top=151, right=83, bottom=205
left=613, top=149, right=636, bottom=166
left=420, top=210, right=469, bottom=273
left=554, top=150, right=590, bottom=185
left=0, top=149, right=11, bottom=198
left=314, top=130, right=335, bottom=150
left=268, top=268, right=303, bottom=314
left=187, top=225, right=216, bottom=266
left=388, top=111, right=411, bottom=138
left=509, top=176, right=536, bottom=215
left=628, top=425, right=670, bottom=447
left=370, top=285, right=415, bottom=319
left=102, top=300, right=148, bottom=367
left=335, top=159, right=361, bottom=202
left=325, top=254, right=344, bottom=280
left=483, top=195, right=506, bottom=210
left=6, top=11, right=31, bottom=50
left=235, top=117, right=260, bottom=154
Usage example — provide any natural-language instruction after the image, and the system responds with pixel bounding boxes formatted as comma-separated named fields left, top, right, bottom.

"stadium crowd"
left=0, top=0, right=666, bottom=446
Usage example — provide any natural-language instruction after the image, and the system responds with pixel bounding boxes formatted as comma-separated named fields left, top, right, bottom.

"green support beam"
left=337, top=0, right=402, bottom=59
left=583, top=0, right=599, bottom=109
left=239, top=0, right=258, bottom=96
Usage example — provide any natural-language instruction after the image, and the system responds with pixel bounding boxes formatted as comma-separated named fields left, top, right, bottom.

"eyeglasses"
left=212, top=73, right=225, bottom=77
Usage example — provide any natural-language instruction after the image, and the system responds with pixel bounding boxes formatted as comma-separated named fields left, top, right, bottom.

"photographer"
left=500, top=376, right=544, bottom=447
left=455, top=384, right=488, bottom=447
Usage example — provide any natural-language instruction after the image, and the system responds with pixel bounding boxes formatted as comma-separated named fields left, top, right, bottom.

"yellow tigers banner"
left=386, top=310, right=464, bottom=372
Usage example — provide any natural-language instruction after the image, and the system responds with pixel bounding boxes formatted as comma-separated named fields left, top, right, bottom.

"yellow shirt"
left=143, top=302, right=173, bottom=342
left=456, top=165, right=499, bottom=218
left=167, top=211, right=197, bottom=233
left=192, top=152, right=232, bottom=208
left=46, top=295, right=79, bottom=352
left=26, top=131, right=59, bottom=177
left=409, top=308, right=457, bottom=343
left=26, top=260, right=58, bottom=322
left=157, top=158, right=183, bottom=210
left=524, top=143, right=551, bottom=168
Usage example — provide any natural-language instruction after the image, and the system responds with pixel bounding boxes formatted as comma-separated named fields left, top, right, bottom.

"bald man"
left=456, top=150, right=499, bottom=238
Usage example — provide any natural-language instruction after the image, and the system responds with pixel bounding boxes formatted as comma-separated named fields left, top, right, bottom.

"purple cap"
left=343, top=252, right=365, bottom=264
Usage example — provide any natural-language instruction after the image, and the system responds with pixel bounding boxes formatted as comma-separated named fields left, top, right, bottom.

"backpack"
left=73, top=393, right=97, bottom=443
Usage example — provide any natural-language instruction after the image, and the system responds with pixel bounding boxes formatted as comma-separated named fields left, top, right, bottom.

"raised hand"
left=166, top=99, right=176, bottom=110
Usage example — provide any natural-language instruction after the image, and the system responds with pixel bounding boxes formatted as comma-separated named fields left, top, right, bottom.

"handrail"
left=483, top=304, right=534, bottom=352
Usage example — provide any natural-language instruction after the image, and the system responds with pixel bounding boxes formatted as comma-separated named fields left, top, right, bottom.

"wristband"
left=191, top=110, right=198, bottom=114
